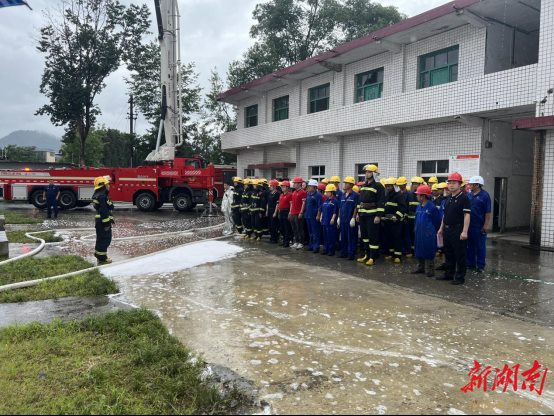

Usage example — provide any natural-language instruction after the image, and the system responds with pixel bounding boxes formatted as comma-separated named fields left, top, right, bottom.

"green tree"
left=36, top=0, right=151, bottom=167
left=59, top=128, right=105, bottom=166
left=101, top=129, right=132, bottom=167
left=228, top=0, right=405, bottom=87
left=2, top=146, right=40, bottom=163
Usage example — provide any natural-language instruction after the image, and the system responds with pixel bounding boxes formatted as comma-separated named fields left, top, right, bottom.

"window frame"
left=419, top=159, right=449, bottom=183
left=355, top=67, right=384, bottom=103
left=418, top=45, right=459, bottom=89
left=356, top=163, right=379, bottom=182
left=308, top=83, right=330, bottom=114
left=244, top=169, right=255, bottom=178
left=309, top=165, right=326, bottom=182
left=244, top=104, right=258, bottom=128
left=273, top=95, right=289, bottom=122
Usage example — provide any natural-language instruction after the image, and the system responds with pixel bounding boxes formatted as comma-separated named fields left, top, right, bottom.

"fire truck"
left=0, top=0, right=217, bottom=213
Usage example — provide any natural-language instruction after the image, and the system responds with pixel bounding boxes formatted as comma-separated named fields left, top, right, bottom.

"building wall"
left=237, top=148, right=264, bottom=178
left=342, top=132, right=395, bottom=178
left=485, top=23, right=540, bottom=74
left=296, top=140, right=341, bottom=180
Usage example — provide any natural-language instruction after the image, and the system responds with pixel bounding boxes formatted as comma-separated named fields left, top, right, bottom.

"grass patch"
left=0, top=271, right=117, bottom=304
left=0, top=255, right=118, bottom=303
left=7, top=230, right=63, bottom=244
left=0, top=210, right=43, bottom=225
left=0, top=309, right=247, bottom=414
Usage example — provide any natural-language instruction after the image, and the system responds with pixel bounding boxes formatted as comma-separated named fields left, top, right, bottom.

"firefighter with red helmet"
left=437, top=172, right=471, bottom=285
left=92, top=176, right=115, bottom=265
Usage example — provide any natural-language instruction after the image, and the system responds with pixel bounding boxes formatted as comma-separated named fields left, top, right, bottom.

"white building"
left=220, top=0, right=554, bottom=248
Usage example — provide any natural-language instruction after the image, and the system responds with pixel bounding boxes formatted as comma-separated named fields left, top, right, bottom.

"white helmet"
left=308, top=179, right=319, bottom=187
left=469, top=175, right=484, bottom=186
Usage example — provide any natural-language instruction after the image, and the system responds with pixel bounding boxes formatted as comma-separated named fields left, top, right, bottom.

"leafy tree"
left=101, top=129, right=133, bottom=167
left=228, top=0, right=405, bottom=87
left=59, top=128, right=105, bottom=166
left=36, top=0, right=150, bottom=166
left=1, top=146, right=41, bottom=163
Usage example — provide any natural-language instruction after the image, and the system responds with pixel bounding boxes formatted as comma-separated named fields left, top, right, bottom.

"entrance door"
left=272, top=168, right=288, bottom=181
left=493, top=177, right=508, bottom=232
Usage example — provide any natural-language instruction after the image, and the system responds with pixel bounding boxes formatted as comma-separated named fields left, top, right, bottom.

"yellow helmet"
left=380, top=178, right=386, bottom=185
left=251, top=179, right=260, bottom=185
left=437, top=182, right=448, bottom=189
left=233, top=177, right=243, bottom=183
left=396, top=176, right=408, bottom=186
left=353, top=185, right=360, bottom=193
left=383, top=177, right=397, bottom=186
left=94, top=175, right=111, bottom=190
left=411, top=176, right=424, bottom=184
left=431, top=183, right=439, bottom=191
left=428, top=176, right=438, bottom=184
left=259, top=178, right=268, bottom=184
left=321, top=178, right=329, bottom=184
left=343, top=176, right=356, bottom=185
left=330, top=176, right=341, bottom=183
left=244, top=178, right=251, bottom=185
left=363, top=164, right=379, bottom=173
left=325, top=184, right=337, bottom=192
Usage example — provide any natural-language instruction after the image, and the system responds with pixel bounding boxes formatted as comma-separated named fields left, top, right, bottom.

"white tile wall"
left=342, top=131, right=395, bottom=178
left=237, top=148, right=264, bottom=178
left=299, top=71, right=341, bottom=116
left=541, top=131, right=554, bottom=247
left=296, top=140, right=341, bottom=180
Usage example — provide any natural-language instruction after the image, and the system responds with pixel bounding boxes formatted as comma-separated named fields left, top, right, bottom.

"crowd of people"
left=222, top=164, right=492, bottom=285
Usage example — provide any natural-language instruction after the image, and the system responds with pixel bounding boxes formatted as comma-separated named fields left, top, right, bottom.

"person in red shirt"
left=276, top=180, right=293, bottom=247
left=289, top=177, right=307, bottom=249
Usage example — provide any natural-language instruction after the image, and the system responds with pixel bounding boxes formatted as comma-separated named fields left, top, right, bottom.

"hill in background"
left=0, top=130, right=61, bottom=152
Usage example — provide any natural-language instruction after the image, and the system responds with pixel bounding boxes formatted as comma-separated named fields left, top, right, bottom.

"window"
left=244, top=169, right=255, bottom=178
left=308, top=83, right=330, bottom=114
left=273, top=96, right=289, bottom=122
left=185, top=159, right=200, bottom=169
left=419, top=160, right=449, bottom=183
left=309, top=165, right=326, bottom=181
left=245, top=105, right=258, bottom=128
left=356, top=163, right=379, bottom=182
left=355, top=68, right=384, bottom=103
left=418, top=46, right=459, bottom=89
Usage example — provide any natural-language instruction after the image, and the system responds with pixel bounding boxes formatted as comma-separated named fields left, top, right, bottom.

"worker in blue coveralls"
left=338, top=176, right=359, bottom=260
left=320, top=184, right=339, bottom=256
left=43, top=179, right=60, bottom=219
left=412, top=185, right=442, bottom=278
left=467, top=175, right=492, bottom=273
left=305, top=179, right=323, bottom=253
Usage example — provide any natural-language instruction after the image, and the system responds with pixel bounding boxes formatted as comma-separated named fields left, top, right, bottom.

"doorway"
left=272, top=168, right=289, bottom=181
left=493, top=177, right=508, bottom=232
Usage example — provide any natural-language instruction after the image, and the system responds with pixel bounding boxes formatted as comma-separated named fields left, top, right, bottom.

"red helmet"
left=357, top=181, right=365, bottom=186
left=447, top=172, right=463, bottom=182
left=292, top=176, right=304, bottom=183
left=317, top=183, right=326, bottom=191
left=415, top=185, right=432, bottom=196
left=269, top=179, right=279, bottom=187
left=281, top=180, right=291, bottom=187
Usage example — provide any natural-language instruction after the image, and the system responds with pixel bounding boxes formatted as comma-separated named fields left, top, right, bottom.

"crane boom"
left=146, top=0, right=182, bottom=162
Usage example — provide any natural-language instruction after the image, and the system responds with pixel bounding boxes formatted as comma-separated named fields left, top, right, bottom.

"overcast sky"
left=0, top=0, right=444, bottom=139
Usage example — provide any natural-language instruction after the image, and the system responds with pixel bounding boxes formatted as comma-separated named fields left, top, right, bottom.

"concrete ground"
left=2, top=202, right=553, bottom=414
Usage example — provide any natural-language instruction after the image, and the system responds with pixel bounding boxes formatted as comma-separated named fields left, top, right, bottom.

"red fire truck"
left=0, top=156, right=215, bottom=212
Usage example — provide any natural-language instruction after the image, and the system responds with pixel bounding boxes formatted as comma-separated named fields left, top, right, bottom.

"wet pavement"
left=110, top=238, right=554, bottom=415
left=0, top=296, right=131, bottom=327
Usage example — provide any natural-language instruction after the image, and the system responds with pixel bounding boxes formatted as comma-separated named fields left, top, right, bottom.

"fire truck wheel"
left=30, top=190, right=47, bottom=210
left=135, top=192, right=156, bottom=212
left=173, top=193, right=193, bottom=212
left=59, top=190, right=77, bottom=210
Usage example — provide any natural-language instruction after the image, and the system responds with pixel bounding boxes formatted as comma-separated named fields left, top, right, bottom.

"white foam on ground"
left=102, top=240, right=243, bottom=278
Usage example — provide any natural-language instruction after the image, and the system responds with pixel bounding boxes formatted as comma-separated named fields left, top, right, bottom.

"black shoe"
left=426, top=272, right=435, bottom=278
left=321, top=251, right=328, bottom=255
left=283, top=243, right=290, bottom=248
left=328, top=252, right=335, bottom=256
left=451, top=279, right=465, bottom=285
left=313, top=249, right=320, bottom=254
left=436, top=264, right=447, bottom=271
left=348, top=256, right=355, bottom=261
left=339, top=254, right=348, bottom=258
left=411, top=269, right=425, bottom=274
left=436, top=275, right=453, bottom=281
left=467, top=266, right=476, bottom=270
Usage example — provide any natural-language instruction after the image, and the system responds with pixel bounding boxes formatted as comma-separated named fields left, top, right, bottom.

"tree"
left=36, top=0, right=151, bottom=166
left=101, top=128, right=132, bottom=167
left=228, top=0, right=405, bottom=87
left=1, top=146, right=41, bottom=163
left=59, top=128, right=105, bottom=166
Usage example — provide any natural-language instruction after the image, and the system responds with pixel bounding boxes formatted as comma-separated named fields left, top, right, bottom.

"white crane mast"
left=146, top=0, right=182, bottom=162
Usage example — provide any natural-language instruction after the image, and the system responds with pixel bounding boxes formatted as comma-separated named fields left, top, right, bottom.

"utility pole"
left=127, top=94, right=137, bottom=167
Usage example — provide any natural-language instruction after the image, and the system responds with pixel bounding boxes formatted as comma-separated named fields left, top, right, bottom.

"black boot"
left=425, top=259, right=435, bottom=278
left=412, top=260, right=425, bottom=274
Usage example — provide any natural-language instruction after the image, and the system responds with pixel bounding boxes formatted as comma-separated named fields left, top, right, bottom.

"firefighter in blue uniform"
left=43, top=179, right=60, bottom=219
left=320, top=184, right=339, bottom=256
left=406, top=177, right=424, bottom=256
left=92, top=176, right=114, bottom=265
left=412, top=185, right=442, bottom=277
left=232, top=177, right=244, bottom=234
left=338, top=176, right=359, bottom=260
left=305, top=179, right=323, bottom=253
left=356, top=164, right=385, bottom=266
left=467, top=176, right=492, bottom=273
left=382, top=177, right=407, bottom=263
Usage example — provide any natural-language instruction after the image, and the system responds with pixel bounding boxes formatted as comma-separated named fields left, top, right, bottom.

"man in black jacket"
left=92, top=176, right=115, bottom=265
